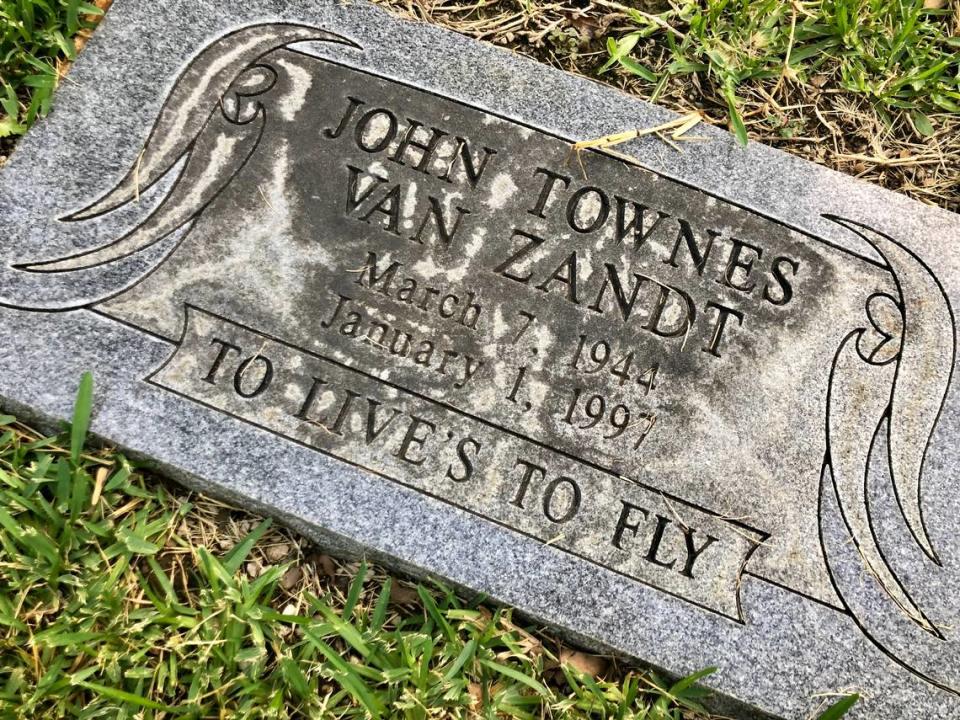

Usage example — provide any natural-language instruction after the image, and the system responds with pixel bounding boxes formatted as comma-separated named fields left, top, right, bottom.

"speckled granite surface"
left=2, top=2, right=960, bottom=716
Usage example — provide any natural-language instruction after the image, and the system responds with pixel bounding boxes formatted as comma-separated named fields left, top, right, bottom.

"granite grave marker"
left=2, top=2, right=960, bottom=717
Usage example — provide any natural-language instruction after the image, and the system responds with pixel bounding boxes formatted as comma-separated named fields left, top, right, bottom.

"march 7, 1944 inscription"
left=3, top=11, right=960, bottom=717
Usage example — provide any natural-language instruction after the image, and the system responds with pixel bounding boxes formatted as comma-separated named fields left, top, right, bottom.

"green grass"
left=0, top=379, right=861, bottom=718
left=601, top=0, right=960, bottom=144
left=0, top=0, right=104, bottom=137
left=0, top=377, right=721, bottom=719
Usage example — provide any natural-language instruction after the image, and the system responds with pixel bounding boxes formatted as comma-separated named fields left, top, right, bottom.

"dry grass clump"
left=370, top=0, right=960, bottom=212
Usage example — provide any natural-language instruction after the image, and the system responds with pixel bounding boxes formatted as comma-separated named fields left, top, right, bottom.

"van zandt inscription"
left=3, top=24, right=957, bottom=694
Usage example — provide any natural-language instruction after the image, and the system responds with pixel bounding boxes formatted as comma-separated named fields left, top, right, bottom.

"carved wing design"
left=9, top=23, right=358, bottom=284
left=821, top=215, right=958, bottom=694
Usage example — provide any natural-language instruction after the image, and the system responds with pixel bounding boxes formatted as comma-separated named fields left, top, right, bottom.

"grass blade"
left=302, top=629, right=385, bottom=717
left=70, top=372, right=93, bottom=465
left=479, top=658, right=551, bottom=698
left=223, top=518, right=271, bottom=575
left=76, top=680, right=181, bottom=712
left=818, top=694, right=860, bottom=720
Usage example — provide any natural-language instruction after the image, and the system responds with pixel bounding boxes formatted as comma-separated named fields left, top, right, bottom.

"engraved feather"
left=825, top=328, right=937, bottom=633
left=64, top=24, right=358, bottom=222
left=819, top=216, right=960, bottom=695
left=826, top=215, right=954, bottom=563
left=818, top=214, right=958, bottom=690
left=819, top=458, right=959, bottom=695
left=21, top=108, right=265, bottom=273
left=14, top=23, right=357, bottom=276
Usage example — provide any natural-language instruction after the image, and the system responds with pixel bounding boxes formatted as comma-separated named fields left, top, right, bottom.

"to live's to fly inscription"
left=153, top=305, right=764, bottom=620
left=102, top=51, right=889, bottom=615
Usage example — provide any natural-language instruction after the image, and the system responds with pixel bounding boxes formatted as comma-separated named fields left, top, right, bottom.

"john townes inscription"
left=3, top=20, right=958, bottom=709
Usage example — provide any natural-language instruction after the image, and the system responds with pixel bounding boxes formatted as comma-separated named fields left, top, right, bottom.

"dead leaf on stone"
left=560, top=648, right=609, bottom=678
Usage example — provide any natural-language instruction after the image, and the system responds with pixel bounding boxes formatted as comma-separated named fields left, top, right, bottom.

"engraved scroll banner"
left=152, top=305, right=765, bottom=621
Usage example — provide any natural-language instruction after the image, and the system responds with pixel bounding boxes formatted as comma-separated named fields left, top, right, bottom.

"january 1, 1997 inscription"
left=4, top=23, right=958, bottom=698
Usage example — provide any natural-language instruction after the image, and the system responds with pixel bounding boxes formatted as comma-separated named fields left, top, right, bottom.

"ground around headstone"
left=367, top=0, right=960, bottom=213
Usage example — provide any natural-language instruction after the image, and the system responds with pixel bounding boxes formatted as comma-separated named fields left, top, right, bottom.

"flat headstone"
left=2, top=2, right=960, bottom=716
